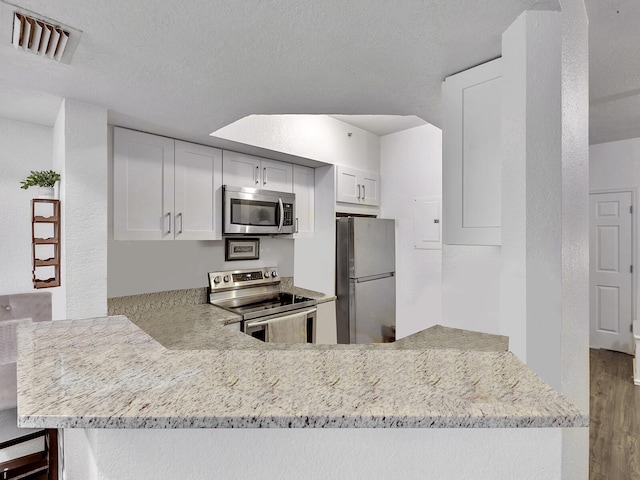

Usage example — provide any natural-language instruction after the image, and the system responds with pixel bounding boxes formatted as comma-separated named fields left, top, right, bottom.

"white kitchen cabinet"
left=261, top=158, right=293, bottom=192
left=335, top=166, right=380, bottom=206
left=174, top=140, right=223, bottom=240
left=442, top=58, right=502, bottom=245
left=315, top=300, right=337, bottom=344
left=293, top=165, right=314, bottom=238
left=113, top=128, right=175, bottom=240
left=222, top=151, right=293, bottom=192
left=113, top=128, right=222, bottom=240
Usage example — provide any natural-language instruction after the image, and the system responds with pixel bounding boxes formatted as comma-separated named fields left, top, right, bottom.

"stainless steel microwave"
left=223, top=185, right=296, bottom=235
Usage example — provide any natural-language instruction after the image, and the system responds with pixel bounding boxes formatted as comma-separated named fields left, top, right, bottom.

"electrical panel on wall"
left=413, top=198, right=441, bottom=250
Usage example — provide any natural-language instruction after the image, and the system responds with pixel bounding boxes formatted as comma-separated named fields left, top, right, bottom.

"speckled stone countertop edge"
left=17, top=316, right=588, bottom=430
left=19, top=413, right=589, bottom=429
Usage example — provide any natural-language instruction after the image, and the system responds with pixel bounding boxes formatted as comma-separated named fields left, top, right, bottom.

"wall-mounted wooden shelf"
left=31, top=199, right=60, bottom=289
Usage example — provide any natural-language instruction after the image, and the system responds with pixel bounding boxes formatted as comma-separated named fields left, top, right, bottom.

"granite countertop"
left=17, top=311, right=587, bottom=429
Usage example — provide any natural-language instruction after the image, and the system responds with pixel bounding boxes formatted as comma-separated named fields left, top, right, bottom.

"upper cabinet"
left=293, top=165, right=315, bottom=238
left=113, top=128, right=222, bottom=241
left=174, top=140, right=223, bottom=240
left=222, top=151, right=293, bottom=192
left=335, top=166, right=380, bottom=206
left=442, top=58, right=502, bottom=246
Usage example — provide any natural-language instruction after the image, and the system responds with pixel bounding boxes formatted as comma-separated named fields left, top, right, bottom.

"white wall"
left=212, top=115, right=381, bottom=172
left=500, top=10, right=563, bottom=389
left=441, top=246, right=502, bottom=334
left=108, top=238, right=295, bottom=297
left=64, top=427, right=562, bottom=480
left=0, top=119, right=53, bottom=295
left=559, top=1, right=590, bottom=477
left=380, top=124, right=442, bottom=338
left=55, top=100, right=109, bottom=318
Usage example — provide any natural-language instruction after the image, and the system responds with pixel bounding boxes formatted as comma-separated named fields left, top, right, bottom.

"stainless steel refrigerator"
left=335, top=217, right=396, bottom=344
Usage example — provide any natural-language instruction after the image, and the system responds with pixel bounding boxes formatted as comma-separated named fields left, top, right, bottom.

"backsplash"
left=280, top=276, right=293, bottom=291
left=107, top=278, right=295, bottom=317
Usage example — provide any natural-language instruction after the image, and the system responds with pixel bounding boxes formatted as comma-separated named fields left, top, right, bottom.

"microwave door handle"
left=278, top=198, right=284, bottom=232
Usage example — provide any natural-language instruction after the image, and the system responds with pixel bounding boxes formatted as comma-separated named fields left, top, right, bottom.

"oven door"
left=223, top=185, right=295, bottom=235
left=243, top=308, right=317, bottom=343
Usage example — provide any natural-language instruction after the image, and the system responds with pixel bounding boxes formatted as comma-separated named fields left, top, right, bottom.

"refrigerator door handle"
left=354, top=272, right=394, bottom=283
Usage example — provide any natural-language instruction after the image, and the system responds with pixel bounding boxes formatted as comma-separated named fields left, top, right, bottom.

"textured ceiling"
left=0, top=0, right=634, bottom=146
left=585, top=0, right=640, bottom=144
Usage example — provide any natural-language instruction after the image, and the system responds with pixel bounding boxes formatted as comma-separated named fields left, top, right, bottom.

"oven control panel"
left=208, top=267, right=279, bottom=290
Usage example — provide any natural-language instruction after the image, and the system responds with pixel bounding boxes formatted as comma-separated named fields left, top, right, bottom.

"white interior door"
left=590, top=191, right=634, bottom=354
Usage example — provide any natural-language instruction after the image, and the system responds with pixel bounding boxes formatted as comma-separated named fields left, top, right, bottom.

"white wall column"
left=501, top=11, right=563, bottom=388
left=53, top=99, right=108, bottom=319
left=501, top=5, right=589, bottom=479
left=559, top=1, right=590, bottom=478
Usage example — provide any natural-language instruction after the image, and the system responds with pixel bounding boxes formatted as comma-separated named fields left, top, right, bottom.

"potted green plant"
left=20, top=170, right=61, bottom=198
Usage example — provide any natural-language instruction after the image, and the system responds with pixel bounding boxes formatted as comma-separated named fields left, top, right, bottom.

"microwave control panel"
left=282, top=203, right=294, bottom=226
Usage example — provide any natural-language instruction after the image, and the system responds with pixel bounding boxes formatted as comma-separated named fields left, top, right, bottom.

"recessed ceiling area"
left=329, top=115, right=427, bottom=137
left=0, top=1, right=637, bottom=145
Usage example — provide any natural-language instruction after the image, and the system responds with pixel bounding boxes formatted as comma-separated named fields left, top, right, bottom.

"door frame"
left=589, top=188, right=636, bottom=348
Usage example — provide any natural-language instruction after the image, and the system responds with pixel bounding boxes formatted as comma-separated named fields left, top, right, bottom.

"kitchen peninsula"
left=16, top=297, right=587, bottom=479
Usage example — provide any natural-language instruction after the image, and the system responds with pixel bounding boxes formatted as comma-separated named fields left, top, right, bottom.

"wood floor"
left=590, top=348, right=640, bottom=479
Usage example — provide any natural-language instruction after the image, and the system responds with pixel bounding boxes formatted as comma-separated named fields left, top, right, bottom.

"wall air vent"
left=1, top=1, right=81, bottom=64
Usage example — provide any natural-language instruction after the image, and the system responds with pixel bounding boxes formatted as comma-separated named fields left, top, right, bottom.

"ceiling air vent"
left=1, top=1, right=81, bottom=63
left=12, top=12, right=68, bottom=60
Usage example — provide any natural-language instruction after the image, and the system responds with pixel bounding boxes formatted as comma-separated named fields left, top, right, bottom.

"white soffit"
left=0, top=87, right=62, bottom=125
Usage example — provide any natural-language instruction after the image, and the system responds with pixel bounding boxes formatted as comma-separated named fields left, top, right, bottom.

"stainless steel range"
left=208, top=267, right=317, bottom=343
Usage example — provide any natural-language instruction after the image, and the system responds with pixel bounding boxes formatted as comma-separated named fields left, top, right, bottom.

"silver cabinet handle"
left=295, top=217, right=299, bottom=234
left=177, top=212, right=183, bottom=234
left=263, top=167, right=267, bottom=185
left=362, top=184, right=366, bottom=200
left=357, top=184, right=361, bottom=199
left=166, top=212, right=172, bottom=234
left=255, top=165, right=259, bottom=184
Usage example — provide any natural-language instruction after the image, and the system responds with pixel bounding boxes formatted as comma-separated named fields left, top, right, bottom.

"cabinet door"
left=261, top=158, right=293, bottom=192
left=293, top=165, right=314, bottom=238
left=335, top=166, right=361, bottom=203
left=222, top=151, right=261, bottom=188
left=113, top=128, right=175, bottom=240
left=359, top=172, right=380, bottom=206
left=442, top=58, right=502, bottom=245
left=174, top=141, right=223, bottom=240
left=336, top=166, right=380, bottom=206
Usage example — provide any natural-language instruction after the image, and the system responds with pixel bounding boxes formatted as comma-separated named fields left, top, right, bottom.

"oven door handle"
left=244, top=308, right=317, bottom=328
left=277, top=197, right=284, bottom=232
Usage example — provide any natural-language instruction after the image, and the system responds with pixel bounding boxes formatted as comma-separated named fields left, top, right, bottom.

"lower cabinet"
left=315, top=300, right=337, bottom=344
